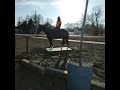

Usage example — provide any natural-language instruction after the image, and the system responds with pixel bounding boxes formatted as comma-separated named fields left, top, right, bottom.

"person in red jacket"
left=55, top=16, right=62, bottom=30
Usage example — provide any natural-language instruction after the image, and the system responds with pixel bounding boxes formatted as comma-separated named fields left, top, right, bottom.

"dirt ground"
left=15, top=64, right=104, bottom=90
left=15, top=35, right=105, bottom=90
left=15, top=64, right=67, bottom=90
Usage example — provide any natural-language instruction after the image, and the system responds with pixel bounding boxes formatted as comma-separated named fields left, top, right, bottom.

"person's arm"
left=55, top=21, right=58, bottom=28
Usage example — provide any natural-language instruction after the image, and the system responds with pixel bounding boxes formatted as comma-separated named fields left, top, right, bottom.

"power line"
left=16, top=0, right=29, bottom=7
left=15, top=0, right=30, bottom=7
left=15, top=0, right=21, bottom=4
left=15, top=0, right=26, bottom=5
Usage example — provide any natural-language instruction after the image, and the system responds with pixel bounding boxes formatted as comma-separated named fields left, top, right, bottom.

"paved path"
left=15, top=34, right=105, bottom=45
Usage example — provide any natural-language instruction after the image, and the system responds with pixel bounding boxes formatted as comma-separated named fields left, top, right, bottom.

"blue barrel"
left=67, top=63, right=93, bottom=90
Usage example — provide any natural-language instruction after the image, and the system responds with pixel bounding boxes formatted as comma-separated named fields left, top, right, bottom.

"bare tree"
left=87, top=13, right=95, bottom=26
left=86, top=6, right=102, bottom=35
left=25, top=15, right=30, bottom=24
left=43, top=18, right=54, bottom=30
left=45, top=18, right=53, bottom=25
left=32, top=11, right=44, bottom=33
left=37, top=14, right=44, bottom=25
left=65, top=23, right=74, bottom=32
left=74, top=21, right=82, bottom=28
left=32, top=11, right=38, bottom=26
left=17, top=17, right=21, bottom=26
left=93, top=6, right=102, bottom=34
left=17, top=16, right=24, bottom=26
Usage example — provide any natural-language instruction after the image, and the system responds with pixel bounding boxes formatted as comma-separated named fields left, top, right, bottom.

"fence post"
left=26, top=36, right=29, bottom=53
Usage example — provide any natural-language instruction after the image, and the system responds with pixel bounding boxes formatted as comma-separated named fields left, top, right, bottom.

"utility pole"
left=34, top=11, right=38, bottom=34
left=79, top=0, right=89, bottom=66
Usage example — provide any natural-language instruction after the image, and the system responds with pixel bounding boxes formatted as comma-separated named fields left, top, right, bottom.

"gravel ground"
left=15, top=64, right=67, bottom=90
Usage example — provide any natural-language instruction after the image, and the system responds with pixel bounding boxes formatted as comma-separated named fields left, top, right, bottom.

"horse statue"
left=38, top=27, right=70, bottom=70
left=38, top=27, right=69, bottom=47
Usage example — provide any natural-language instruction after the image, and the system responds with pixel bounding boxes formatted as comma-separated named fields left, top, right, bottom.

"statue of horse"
left=38, top=28, right=69, bottom=47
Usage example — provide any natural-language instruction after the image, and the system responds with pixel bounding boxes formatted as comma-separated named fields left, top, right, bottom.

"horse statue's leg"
left=62, top=39, right=65, bottom=46
left=66, top=39, right=69, bottom=47
left=48, top=39, right=53, bottom=47
left=62, top=39, right=69, bottom=47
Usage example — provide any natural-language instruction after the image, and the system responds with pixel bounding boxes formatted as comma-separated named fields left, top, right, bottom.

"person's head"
left=57, top=16, right=61, bottom=21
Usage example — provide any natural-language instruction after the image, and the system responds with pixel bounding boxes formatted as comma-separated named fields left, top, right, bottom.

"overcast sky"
left=15, top=0, right=105, bottom=28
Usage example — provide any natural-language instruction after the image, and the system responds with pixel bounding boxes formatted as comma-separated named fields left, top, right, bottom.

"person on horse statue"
left=55, top=16, right=62, bottom=30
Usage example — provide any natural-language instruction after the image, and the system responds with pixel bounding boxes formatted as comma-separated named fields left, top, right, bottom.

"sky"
left=15, top=0, right=105, bottom=28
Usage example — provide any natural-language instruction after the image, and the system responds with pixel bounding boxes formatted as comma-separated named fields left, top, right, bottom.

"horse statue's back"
left=47, top=29, right=69, bottom=39
left=60, top=29, right=69, bottom=39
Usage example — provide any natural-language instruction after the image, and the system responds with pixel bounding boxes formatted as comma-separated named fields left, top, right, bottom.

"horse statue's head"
left=37, top=26, right=43, bottom=33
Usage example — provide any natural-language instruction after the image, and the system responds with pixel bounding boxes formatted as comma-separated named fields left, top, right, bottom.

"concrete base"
left=46, top=47, right=72, bottom=52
